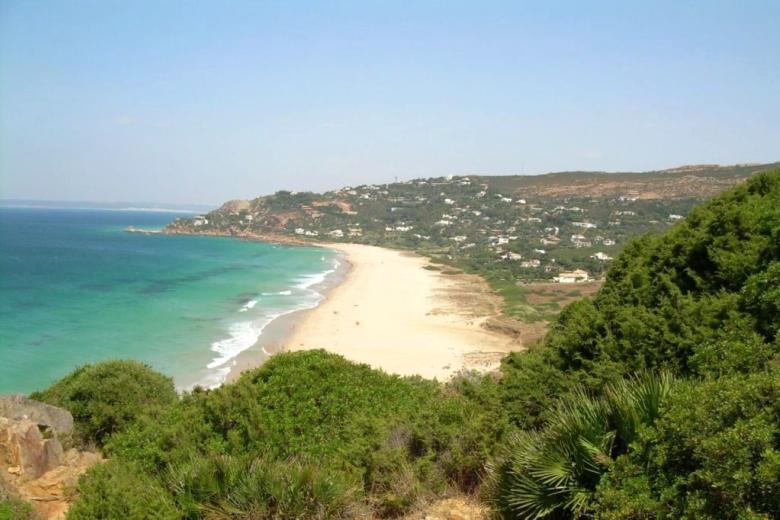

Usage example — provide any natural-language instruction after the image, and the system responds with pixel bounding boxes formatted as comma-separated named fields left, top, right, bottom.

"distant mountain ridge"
left=473, top=162, right=779, bottom=199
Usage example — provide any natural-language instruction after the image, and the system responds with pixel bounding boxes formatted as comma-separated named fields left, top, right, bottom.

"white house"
left=193, top=216, right=208, bottom=226
left=520, top=259, right=541, bottom=268
left=573, top=222, right=597, bottom=229
left=592, top=252, right=613, bottom=261
left=554, top=269, right=590, bottom=283
left=328, top=229, right=344, bottom=238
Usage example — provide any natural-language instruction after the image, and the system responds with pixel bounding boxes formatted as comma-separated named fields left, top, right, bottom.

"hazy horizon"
left=2, top=1, right=778, bottom=205
left=1, top=159, right=779, bottom=208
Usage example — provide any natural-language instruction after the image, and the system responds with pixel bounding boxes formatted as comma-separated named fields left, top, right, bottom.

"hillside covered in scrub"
left=3, top=167, right=780, bottom=519
left=165, top=163, right=778, bottom=290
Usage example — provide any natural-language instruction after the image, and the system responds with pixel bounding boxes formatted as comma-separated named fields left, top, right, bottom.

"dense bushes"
left=488, top=373, right=675, bottom=518
left=496, top=170, right=780, bottom=429
left=487, top=169, right=780, bottom=518
left=595, top=370, right=780, bottom=518
left=31, top=359, right=178, bottom=447
left=61, top=350, right=504, bottom=518
left=0, top=496, right=37, bottom=520
left=544, top=168, right=780, bottom=380
left=67, top=461, right=179, bottom=519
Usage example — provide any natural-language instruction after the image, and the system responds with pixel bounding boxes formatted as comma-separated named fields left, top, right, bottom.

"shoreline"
left=223, top=251, right=351, bottom=384
left=162, top=228, right=314, bottom=247
left=226, top=243, right=522, bottom=383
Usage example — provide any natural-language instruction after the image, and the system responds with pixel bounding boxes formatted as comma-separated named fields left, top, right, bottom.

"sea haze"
left=0, top=207, right=337, bottom=393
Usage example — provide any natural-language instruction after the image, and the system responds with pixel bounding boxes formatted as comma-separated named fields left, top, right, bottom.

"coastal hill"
left=167, top=163, right=777, bottom=271
left=165, top=162, right=778, bottom=322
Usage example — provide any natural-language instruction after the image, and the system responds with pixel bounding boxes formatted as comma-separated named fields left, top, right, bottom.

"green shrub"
left=75, top=351, right=502, bottom=517
left=67, top=460, right=179, bottom=519
left=598, top=371, right=780, bottom=519
left=538, top=169, right=780, bottom=384
left=0, top=497, right=37, bottom=520
left=488, top=373, right=675, bottom=518
left=165, top=454, right=362, bottom=519
left=31, top=360, right=178, bottom=447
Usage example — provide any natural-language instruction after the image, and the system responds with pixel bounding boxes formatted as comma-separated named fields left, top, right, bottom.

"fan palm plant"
left=488, top=372, right=675, bottom=519
left=165, top=454, right=360, bottom=519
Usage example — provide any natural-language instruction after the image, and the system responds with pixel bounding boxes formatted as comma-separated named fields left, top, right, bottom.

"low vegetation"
left=23, top=168, right=780, bottom=518
left=46, top=351, right=506, bottom=518
left=30, top=359, right=178, bottom=447
left=0, top=494, right=37, bottom=520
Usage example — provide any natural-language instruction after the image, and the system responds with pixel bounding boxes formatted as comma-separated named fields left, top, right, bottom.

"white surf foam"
left=200, top=257, right=342, bottom=389
left=261, top=290, right=292, bottom=296
left=238, top=299, right=258, bottom=312
left=207, top=320, right=268, bottom=370
left=295, top=260, right=340, bottom=291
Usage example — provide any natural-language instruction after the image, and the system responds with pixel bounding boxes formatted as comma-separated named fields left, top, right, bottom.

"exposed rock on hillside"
left=0, top=395, right=73, bottom=436
left=0, top=396, right=100, bottom=520
left=402, top=497, right=489, bottom=519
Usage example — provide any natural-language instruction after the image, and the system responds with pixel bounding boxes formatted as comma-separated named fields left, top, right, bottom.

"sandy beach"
left=281, top=243, right=521, bottom=380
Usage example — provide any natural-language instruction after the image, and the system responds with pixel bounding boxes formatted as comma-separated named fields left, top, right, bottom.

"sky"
left=1, top=1, right=778, bottom=205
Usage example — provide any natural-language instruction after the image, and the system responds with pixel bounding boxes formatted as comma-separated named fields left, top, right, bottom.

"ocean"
left=0, top=207, right=338, bottom=394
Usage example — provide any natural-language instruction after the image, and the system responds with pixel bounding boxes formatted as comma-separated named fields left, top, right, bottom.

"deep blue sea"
left=0, top=208, right=337, bottom=393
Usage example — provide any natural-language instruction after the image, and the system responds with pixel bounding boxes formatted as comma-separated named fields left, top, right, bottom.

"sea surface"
left=0, top=207, right=338, bottom=393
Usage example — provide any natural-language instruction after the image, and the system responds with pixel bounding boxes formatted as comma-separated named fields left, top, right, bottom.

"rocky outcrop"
left=1, top=396, right=100, bottom=520
left=0, top=395, right=73, bottom=436
left=0, top=418, right=65, bottom=481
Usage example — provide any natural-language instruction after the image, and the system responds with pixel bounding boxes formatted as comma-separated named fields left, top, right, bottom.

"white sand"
left=285, top=244, right=520, bottom=380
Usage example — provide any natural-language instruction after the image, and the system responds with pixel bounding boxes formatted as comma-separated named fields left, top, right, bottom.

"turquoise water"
left=0, top=208, right=337, bottom=393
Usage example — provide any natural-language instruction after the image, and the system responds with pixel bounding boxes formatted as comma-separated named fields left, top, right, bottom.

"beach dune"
left=285, top=244, right=520, bottom=380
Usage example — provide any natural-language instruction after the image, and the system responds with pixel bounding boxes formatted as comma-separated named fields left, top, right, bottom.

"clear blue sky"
left=1, top=1, right=778, bottom=205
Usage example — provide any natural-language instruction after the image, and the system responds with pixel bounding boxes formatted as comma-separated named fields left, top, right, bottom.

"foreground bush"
left=0, top=496, right=37, bottom=520
left=62, top=350, right=504, bottom=518
left=31, top=359, right=178, bottom=447
left=487, top=169, right=780, bottom=519
left=166, top=455, right=362, bottom=518
left=487, top=373, right=675, bottom=518
left=67, top=460, right=179, bottom=519
left=497, top=169, right=780, bottom=430
left=596, top=370, right=780, bottom=519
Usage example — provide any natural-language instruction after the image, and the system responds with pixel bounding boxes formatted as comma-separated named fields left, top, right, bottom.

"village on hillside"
left=164, top=166, right=761, bottom=289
